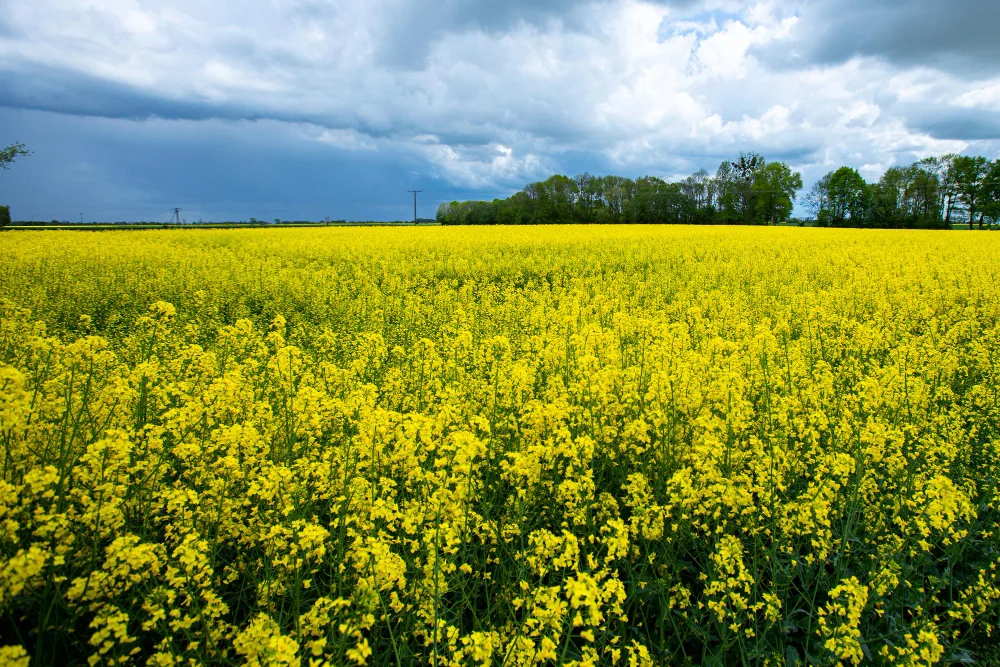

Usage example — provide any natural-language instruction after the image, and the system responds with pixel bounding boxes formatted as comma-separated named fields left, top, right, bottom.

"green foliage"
left=753, top=162, right=803, bottom=224
left=445, top=152, right=1000, bottom=230
left=984, top=160, right=1000, bottom=227
left=0, top=143, right=29, bottom=231
left=951, top=155, right=993, bottom=229
left=442, top=153, right=801, bottom=227
left=866, top=163, right=948, bottom=229
left=806, top=155, right=998, bottom=229
left=825, top=167, right=869, bottom=226
left=0, top=142, right=30, bottom=170
left=718, top=151, right=767, bottom=224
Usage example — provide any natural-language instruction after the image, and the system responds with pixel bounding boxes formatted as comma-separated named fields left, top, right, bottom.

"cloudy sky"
left=1, top=0, right=999, bottom=222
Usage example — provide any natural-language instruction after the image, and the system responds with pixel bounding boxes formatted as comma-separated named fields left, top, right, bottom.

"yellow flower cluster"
left=818, top=577, right=869, bottom=664
left=1, top=225, right=999, bottom=665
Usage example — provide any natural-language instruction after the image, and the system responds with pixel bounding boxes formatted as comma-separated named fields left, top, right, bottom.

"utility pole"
left=407, top=190, right=422, bottom=224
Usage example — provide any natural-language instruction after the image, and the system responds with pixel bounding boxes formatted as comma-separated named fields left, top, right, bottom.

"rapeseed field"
left=0, top=226, right=998, bottom=666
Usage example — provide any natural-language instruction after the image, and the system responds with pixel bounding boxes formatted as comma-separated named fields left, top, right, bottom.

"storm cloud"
left=758, top=0, right=1000, bottom=77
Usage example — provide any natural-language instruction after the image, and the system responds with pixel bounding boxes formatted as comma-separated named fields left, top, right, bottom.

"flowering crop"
left=0, top=225, right=999, bottom=665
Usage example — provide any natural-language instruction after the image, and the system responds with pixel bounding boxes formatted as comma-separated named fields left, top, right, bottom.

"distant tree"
left=871, top=166, right=910, bottom=228
left=467, top=200, right=498, bottom=225
left=730, top=152, right=767, bottom=224
left=1, top=142, right=30, bottom=228
left=0, top=143, right=30, bottom=171
left=680, top=169, right=710, bottom=208
left=539, top=175, right=579, bottom=224
left=521, top=181, right=545, bottom=224
left=931, top=154, right=961, bottom=225
left=908, top=161, right=944, bottom=227
left=630, top=177, right=688, bottom=224
left=983, top=160, right=1000, bottom=227
left=437, top=152, right=997, bottom=229
left=951, top=155, right=992, bottom=229
left=714, top=153, right=767, bottom=224
left=806, top=173, right=832, bottom=224
left=574, top=172, right=600, bottom=222
left=505, top=192, right=531, bottom=225
left=860, top=158, right=943, bottom=229
left=714, top=161, right=739, bottom=223
left=490, top=198, right=510, bottom=226
left=822, top=167, right=868, bottom=227
left=598, top=175, right=632, bottom=224
left=752, top=162, right=803, bottom=224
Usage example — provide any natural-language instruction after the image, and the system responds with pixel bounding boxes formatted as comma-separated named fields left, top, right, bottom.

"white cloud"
left=955, top=81, right=1000, bottom=112
left=859, top=163, right=886, bottom=180
left=311, top=128, right=378, bottom=151
left=414, top=141, right=549, bottom=188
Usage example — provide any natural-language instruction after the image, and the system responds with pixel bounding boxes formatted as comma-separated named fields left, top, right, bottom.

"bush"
left=0, top=205, right=11, bottom=228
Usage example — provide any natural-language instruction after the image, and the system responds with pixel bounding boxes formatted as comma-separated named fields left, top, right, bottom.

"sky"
left=1, top=0, right=999, bottom=222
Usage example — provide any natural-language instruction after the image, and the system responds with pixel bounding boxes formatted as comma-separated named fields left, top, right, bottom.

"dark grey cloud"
left=758, top=0, right=1000, bottom=76
left=0, top=108, right=500, bottom=222
left=0, top=64, right=258, bottom=123
left=374, top=0, right=698, bottom=68
left=910, top=111, right=1000, bottom=142
left=0, top=63, right=592, bottom=164
left=0, top=63, right=417, bottom=143
left=759, top=145, right=824, bottom=164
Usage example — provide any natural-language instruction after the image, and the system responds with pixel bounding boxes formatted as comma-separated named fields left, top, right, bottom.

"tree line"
left=437, top=152, right=1000, bottom=229
left=809, top=155, right=1000, bottom=229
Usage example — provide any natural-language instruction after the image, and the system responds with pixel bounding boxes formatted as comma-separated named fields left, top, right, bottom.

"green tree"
left=679, top=170, right=711, bottom=213
left=752, top=162, right=803, bottom=224
left=629, top=177, right=689, bottom=224
left=502, top=192, right=532, bottom=225
left=806, top=173, right=832, bottom=224
left=982, top=160, right=1000, bottom=227
left=539, top=175, right=579, bottom=224
left=871, top=167, right=909, bottom=228
left=820, top=167, right=868, bottom=227
left=597, top=175, right=633, bottom=224
left=0, top=142, right=30, bottom=170
left=950, top=155, right=992, bottom=229
left=921, top=154, right=959, bottom=225
left=436, top=202, right=454, bottom=224
left=714, top=161, right=740, bottom=223
left=730, top=152, right=767, bottom=224
left=1, top=142, right=31, bottom=228
left=574, top=173, right=601, bottom=223
left=908, top=161, right=944, bottom=227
